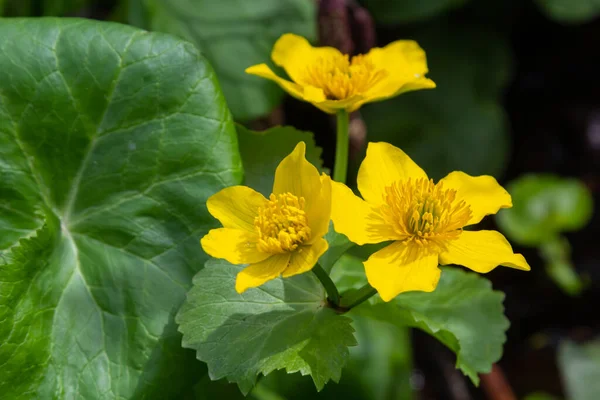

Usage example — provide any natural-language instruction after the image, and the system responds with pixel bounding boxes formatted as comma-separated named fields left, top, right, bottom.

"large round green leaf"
left=136, top=0, right=316, bottom=121
left=0, top=18, right=242, bottom=398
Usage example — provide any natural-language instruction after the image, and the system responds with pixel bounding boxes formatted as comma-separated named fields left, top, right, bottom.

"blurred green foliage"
left=130, top=0, right=316, bottom=121
left=535, top=0, right=600, bottom=23
left=497, top=175, right=593, bottom=247
left=497, top=175, right=593, bottom=295
left=558, top=340, right=600, bottom=400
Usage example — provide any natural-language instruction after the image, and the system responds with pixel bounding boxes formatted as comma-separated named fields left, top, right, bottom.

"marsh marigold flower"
left=245, top=33, right=436, bottom=114
left=201, top=142, right=331, bottom=293
left=331, top=142, right=530, bottom=301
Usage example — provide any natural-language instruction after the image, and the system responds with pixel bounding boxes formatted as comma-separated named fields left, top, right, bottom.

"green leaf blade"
left=177, top=260, right=357, bottom=395
left=357, top=267, right=509, bottom=385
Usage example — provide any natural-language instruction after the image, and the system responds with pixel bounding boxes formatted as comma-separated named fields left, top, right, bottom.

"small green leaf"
left=558, top=339, right=600, bottom=400
left=496, top=174, right=593, bottom=246
left=319, top=224, right=353, bottom=274
left=357, top=268, right=508, bottom=385
left=0, top=18, right=241, bottom=398
left=237, top=124, right=326, bottom=197
left=361, top=24, right=510, bottom=180
left=362, top=0, right=469, bottom=24
left=136, top=0, right=316, bottom=120
left=535, top=0, right=600, bottom=24
left=176, top=259, right=357, bottom=395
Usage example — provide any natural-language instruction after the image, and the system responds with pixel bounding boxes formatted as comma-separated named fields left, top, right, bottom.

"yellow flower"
left=331, top=142, right=530, bottom=301
left=201, top=142, right=331, bottom=293
left=245, top=33, right=436, bottom=114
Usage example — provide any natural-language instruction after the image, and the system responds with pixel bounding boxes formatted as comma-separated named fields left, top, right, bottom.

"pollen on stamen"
left=301, top=53, right=388, bottom=100
left=380, top=178, right=472, bottom=248
left=254, top=193, right=311, bottom=254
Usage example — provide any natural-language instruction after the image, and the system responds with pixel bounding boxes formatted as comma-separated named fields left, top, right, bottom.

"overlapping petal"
left=235, top=253, right=291, bottom=293
left=282, top=238, right=329, bottom=278
left=364, top=242, right=441, bottom=302
left=439, top=230, right=531, bottom=273
left=361, top=40, right=436, bottom=104
left=439, top=171, right=512, bottom=225
left=357, top=142, right=427, bottom=205
left=331, top=180, right=399, bottom=245
left=206, top=186, right=267, bottom=232
left=245, top=33, right=435, bottom=113
left=201, top=228, right=270, bottom=265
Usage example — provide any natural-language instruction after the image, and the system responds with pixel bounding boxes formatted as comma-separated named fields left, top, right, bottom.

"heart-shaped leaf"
left=0, top=18, right=241, bottom=398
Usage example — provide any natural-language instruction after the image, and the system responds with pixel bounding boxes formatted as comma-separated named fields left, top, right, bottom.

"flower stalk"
left=334, top=109, right=350, bottom=183
left=312, top=264, right=341, bottom=306
left=340, top=284, right=378, bottom=309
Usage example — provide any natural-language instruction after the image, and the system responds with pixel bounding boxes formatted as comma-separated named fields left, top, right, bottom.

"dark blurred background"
left=4, top=0, right=598, bottom=399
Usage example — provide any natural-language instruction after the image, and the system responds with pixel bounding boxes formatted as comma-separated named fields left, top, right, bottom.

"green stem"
left=312, top=264, right=340, bottom=306
left=333, top=110, right=350, bottom=183
left=340, top=284, right=378, bottom=310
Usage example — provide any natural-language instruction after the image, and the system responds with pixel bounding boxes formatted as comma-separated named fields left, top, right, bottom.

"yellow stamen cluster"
left=254, top=193, right=311, bottom=254
left=381, top=178, right=472, bottom=247
left=301, top=53, right=387, bottom=100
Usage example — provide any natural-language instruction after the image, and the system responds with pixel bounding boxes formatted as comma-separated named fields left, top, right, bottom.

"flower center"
left=254, top=193, right=311, bottom=254
left=381, top=178, right=472, bottom=247
left=301, top=53, right=387, bottom=100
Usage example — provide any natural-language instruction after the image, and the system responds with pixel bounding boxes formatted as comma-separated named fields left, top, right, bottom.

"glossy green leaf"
left=137, top=0, right=316, bottom=120
left=362, top=0, right=469, bottom=24
left=176, top=259, right=357, bottom=395
left=558, top=339, right=600, bottom=400
left=237, top=124, right=326, bottom=197
left=357, top=267, right=508, bottom=385
left=0, top=18, right=241, bottom=398
left=535, top=0, right=600, bottom=24
left=496, top=174, right=593, bottom=246
left=361, top=24, right=510, bottom=180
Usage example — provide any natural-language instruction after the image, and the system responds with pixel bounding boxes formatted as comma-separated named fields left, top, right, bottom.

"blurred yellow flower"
left=331, top=142, right=530, bottom=301
left=201, top=142, right=331, bottom=293
left=245, top=33, right=436, bottom=114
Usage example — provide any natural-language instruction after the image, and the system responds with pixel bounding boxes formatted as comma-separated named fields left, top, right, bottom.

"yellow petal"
left=235, top=253, right=291, bottom=293
left=271, top=33, right=342, bottom=84
left=282, top=238, right=329, bottom=278
left=331, top=180, right=399, bottom=245
left=439, top=230, right=531, bottom=273
left=357, top=142, right=428, bottom=206
left=367, top=40, right=430, bottom=77
left=439, top=171, right=512, bottom=225
left=201, top=228, right=270, bottom=265
left=364, top=242, right=441, bottom=302
left=245, top=63, right=322, bottom=103
left=207, top=186, right=267, bottom=232
left=362, top=40, right=436, bottom=103
left=306, top=173, right=332, bottom=242
left=273, top=142, right=331, bottom=241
